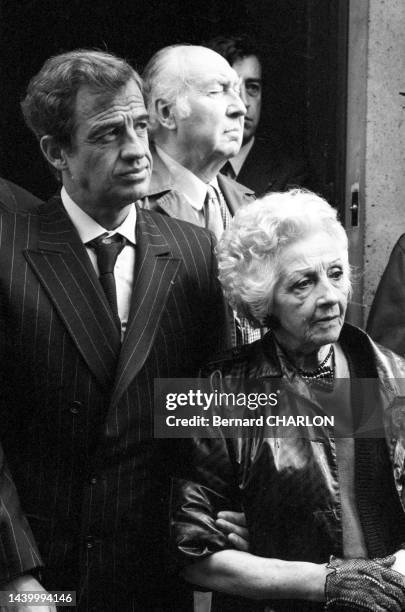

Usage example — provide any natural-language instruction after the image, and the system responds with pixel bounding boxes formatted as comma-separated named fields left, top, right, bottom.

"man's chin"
left=119, top=181, right=150, bottom=204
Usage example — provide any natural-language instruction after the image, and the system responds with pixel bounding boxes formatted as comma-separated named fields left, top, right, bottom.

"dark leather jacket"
left=171, top=324, right=405, bottom=611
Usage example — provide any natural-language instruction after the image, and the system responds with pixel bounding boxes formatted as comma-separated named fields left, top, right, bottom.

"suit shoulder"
left=139, top=203, right=214, bottom=242
left=217, top=173, right=255, bottom=199
left=218, top=172, right=253, bottom=193
left=0, top=178, right=42, bottom=213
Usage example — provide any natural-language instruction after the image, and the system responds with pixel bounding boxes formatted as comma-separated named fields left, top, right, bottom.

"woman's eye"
left=329, top=269, right=343, bottom=281
left=294, top=279, right=312, bottom=291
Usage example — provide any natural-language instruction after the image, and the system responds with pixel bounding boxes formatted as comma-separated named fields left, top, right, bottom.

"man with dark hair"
left=207, top=35, right=313, bottom=196
left=0, top=48, right=227, bottom=610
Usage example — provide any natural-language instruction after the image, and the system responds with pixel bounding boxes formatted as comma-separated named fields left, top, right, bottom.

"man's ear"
left=40, top=135, right=70, bottom=172
left=155, top=99, right=177, bottom=130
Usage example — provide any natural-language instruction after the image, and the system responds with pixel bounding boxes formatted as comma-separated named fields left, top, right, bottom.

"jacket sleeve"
left=0, top=446, right=43, bottom=584
left=170, top=435, right=240, bottom=565
left=367, top=235, right=405, bottom=356
left=0, top=252, right=43, bottom=583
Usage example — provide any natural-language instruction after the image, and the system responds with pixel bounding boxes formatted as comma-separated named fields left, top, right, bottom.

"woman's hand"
left=324, top=556, right=405, bottom=611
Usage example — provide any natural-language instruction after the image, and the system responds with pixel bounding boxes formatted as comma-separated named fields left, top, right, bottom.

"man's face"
left=173, top=49, right=246, bottom=168
left=62, top=80, right=152, bottom=213
left=232, top=55, right=262, bottom=145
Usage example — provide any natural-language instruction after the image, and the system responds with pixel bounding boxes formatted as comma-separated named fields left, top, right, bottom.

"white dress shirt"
left=61, top=187, right=136, bottom=340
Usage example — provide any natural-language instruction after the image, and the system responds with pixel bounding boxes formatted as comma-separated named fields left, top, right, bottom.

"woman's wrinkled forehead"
left=275, top=231, right=349, bottom=278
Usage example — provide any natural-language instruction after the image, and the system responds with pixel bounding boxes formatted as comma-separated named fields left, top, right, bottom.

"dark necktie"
left=87, top=233, right=126, bottom=331
left=220, top=161, right=236, bottom=180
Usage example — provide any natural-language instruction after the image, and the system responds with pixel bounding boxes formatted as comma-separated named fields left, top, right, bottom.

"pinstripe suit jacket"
left=0, top=196, right=227, bottom=610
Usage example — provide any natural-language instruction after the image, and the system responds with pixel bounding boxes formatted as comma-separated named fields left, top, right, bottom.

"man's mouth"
left=119, top=167, right=149, bottom=179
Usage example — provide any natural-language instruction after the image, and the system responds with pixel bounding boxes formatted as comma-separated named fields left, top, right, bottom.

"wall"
left=363, top=0, right=405, bottom=318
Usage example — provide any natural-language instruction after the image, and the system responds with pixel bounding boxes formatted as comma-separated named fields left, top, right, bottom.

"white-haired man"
left=143, top=44, right=260, bottom=346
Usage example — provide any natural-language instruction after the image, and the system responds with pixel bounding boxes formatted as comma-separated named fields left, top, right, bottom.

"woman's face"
left=271, top=231, right=350, bottom=355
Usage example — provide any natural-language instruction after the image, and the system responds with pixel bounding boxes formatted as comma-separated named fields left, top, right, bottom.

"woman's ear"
left=40, top=135, right=69, bottom=172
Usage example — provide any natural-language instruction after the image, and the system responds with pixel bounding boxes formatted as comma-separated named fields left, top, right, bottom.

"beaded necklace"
left=275, top=340, right=335, bottom=391
left=297, top=346, right=334, bottom=392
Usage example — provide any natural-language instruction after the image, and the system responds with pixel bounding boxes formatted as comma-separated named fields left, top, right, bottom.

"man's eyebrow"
left=91, top=112, right=150, bottom=131
left=135, top=112, right=150, bottom=122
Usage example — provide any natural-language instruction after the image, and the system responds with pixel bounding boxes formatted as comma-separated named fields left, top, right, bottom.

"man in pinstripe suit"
left=0, top=50, right=228, bottom=611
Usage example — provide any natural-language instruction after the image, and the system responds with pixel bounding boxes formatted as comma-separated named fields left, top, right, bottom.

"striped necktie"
left=204, top=184, right=225, bottom=239
left=204, top=184, right=232, bottom=239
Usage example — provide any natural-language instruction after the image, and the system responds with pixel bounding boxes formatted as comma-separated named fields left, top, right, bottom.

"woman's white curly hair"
left=217, top=189, right=350, bottom=327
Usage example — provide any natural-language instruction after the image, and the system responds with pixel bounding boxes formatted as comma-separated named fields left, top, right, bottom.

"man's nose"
left=227, top=90, right=247, bottom=117
left=239, top=84, right=249, bottom=108
left=121, top=129, right=148, bottom=159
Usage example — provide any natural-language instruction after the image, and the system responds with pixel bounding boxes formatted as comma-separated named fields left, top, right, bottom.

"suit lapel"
left=217, top=173, right=255, bottom=215
left=111, top=208, right=180, bottom=407
left=24, top=197, right=121, bottom=390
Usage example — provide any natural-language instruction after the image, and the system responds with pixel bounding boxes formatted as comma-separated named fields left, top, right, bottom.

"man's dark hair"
left=21, top=49, right=142, bottom=150
left=205, top=35, right=261, bottom=67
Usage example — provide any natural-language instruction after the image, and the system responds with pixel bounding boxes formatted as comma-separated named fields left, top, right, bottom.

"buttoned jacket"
left=0, top=197, right=227, bottom=610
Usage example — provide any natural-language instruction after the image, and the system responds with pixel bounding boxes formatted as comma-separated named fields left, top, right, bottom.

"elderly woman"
left=171, top=190, right=405, bottom=611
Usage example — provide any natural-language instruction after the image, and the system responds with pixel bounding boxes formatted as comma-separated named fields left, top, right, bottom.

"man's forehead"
left=185, top=49, right=239, bottom=83
left=74, top=80, right=146, bottom=120
left=233, top=55, right=262, bottom=79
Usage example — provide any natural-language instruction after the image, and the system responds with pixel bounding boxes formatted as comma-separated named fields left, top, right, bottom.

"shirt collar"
left=225, top=137, right=255, bottom=176
left=209, top=176, right=221, bottom=193
left=61, top=186, right=137, bottom=245
left=155, top=145, right=208, bottom=211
